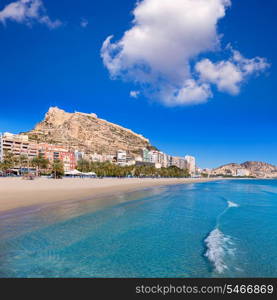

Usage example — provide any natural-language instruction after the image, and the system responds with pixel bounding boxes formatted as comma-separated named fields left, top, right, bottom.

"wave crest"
left=227, top=201, right=239, bottom=208
left=204, top=228, right=235, bottom=274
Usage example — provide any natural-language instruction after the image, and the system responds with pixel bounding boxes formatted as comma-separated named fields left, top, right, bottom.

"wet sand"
left=0, top=177, right=221, bottom=213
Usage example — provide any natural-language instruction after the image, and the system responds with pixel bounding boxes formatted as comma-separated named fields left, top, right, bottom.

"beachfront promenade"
left=0, top=177, right=219, bottom=213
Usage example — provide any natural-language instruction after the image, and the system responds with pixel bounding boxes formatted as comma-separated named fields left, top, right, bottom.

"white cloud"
left=80, top=18, right=88, bottom=28
left=130, top=90, right=140, bottom=98
left=231, top=48, right=269, bottom=75
left=196, top=49, right=270, bottom=94
left=196, top=58, right=242, bottom=94
left=101, top=0, right=269, bottom=106
left=164, top=80, right=212, bottom=106
left=0, top=0, right=62, bottom=29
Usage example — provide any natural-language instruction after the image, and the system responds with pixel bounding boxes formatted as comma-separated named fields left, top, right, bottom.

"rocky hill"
left=24, top=107, right=151, bottom=155
left=212, top=161, right=277, bottom=178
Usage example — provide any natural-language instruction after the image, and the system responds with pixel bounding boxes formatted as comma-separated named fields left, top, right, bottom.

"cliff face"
left=212, top=161, right=277, bottom=178
left=241, top=161, right=277, bottom=177
left=25, top=107, right=151, bottom=155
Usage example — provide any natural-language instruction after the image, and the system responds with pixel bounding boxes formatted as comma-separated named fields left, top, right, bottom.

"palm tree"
left=31, top=153, right=49, bottom=176
left=18, top=154, right=29, bottom=174
left=1, top=150, right=16, bottom=173
left=77, top=159, right=90, bottom=173
left=52, top=159, right=64, bottom=179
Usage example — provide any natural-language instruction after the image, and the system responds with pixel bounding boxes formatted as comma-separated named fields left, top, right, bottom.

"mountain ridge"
left=24, top=106, right=152, bottom=155
left=212, top=161, right=277, bottom=178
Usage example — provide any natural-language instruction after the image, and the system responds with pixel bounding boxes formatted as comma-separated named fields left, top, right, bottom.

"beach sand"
left=0, top=177, right=220, bottom=213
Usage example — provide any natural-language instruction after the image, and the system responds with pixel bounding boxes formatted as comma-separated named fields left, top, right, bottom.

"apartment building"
left=38, top=143, right=76, bottom=171
left=0, top=132, right=38, bottom=162
left=236, top=168, right=250, bottom=177
left=74, top=150, right=85, bottom=162
left=89, top=153, right=104, bottom=162
left=185, top=155, right=196, bottom=174
left=1, top=132, right=198, bottom=174
left=117, top=150, right=127, bottom=165
left=148, top=150, right=168, bottom=169
left=141, top=148, right=150, bottom=163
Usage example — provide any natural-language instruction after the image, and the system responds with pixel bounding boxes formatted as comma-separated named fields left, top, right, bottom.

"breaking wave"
left=228, top=201, right=239, bottom=208
left=204, top=200, right=239, bottom=273
left=204, top=228, right=235, bottom=273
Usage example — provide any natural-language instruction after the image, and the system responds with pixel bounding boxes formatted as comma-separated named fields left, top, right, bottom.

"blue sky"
left=0, top=0, right=276, bottom=168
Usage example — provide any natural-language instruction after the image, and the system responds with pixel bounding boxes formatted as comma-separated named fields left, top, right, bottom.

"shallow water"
left=0, top=179, right=276, bottom=277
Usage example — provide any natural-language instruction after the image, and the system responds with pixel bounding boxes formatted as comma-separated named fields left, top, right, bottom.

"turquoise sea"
left=0, top=179, right=276, bottom=278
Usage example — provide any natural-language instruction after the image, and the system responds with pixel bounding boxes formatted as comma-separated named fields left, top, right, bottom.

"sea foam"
left=204, top=228, right=234, bottom=274
left=227, top=201, right=239, bottom=208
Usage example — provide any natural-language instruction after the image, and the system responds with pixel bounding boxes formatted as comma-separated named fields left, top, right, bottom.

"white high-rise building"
left=74, top=150, right=85, bottom=162
left=149, top=151, right=160, bottom=164
left=141, top=148, right=150, bottom=162
left=0, top=133, right=3, bottom=162
left=148, top=150, right=169, bottom=169
left=185, top=155, right=196, bottom=174
left=117, top=150, right=127, bottom=165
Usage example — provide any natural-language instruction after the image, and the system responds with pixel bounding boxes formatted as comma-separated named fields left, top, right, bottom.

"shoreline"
left=0, top=177, right=223, bottom=214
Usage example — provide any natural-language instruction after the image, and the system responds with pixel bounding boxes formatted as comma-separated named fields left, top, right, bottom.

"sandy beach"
left=0, top=177, right=221, bottom=213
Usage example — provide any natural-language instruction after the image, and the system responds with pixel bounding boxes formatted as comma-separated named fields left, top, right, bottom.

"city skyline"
left=0, top=0, right=276, bottom=168
left=0, top=131, right=197, bottom=175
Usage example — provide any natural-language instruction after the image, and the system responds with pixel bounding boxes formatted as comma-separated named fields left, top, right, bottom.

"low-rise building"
left=236, top=168, right=250, bottom=177
left=135, top=155, right=142, bottom=162
left=90, top=153, right=104, bottom=162
left=201, top=168, right=211, bottom=176
left=102, top=154, right=116, bottom=163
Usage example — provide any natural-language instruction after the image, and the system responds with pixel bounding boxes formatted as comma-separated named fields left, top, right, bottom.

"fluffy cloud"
left=163, top=80, right=212, bottom=106
left=196, top=48, right=269, bottom=94
left=101, top=0, right=269, bottom=106
left=0, top=0, right=62, bottom=29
